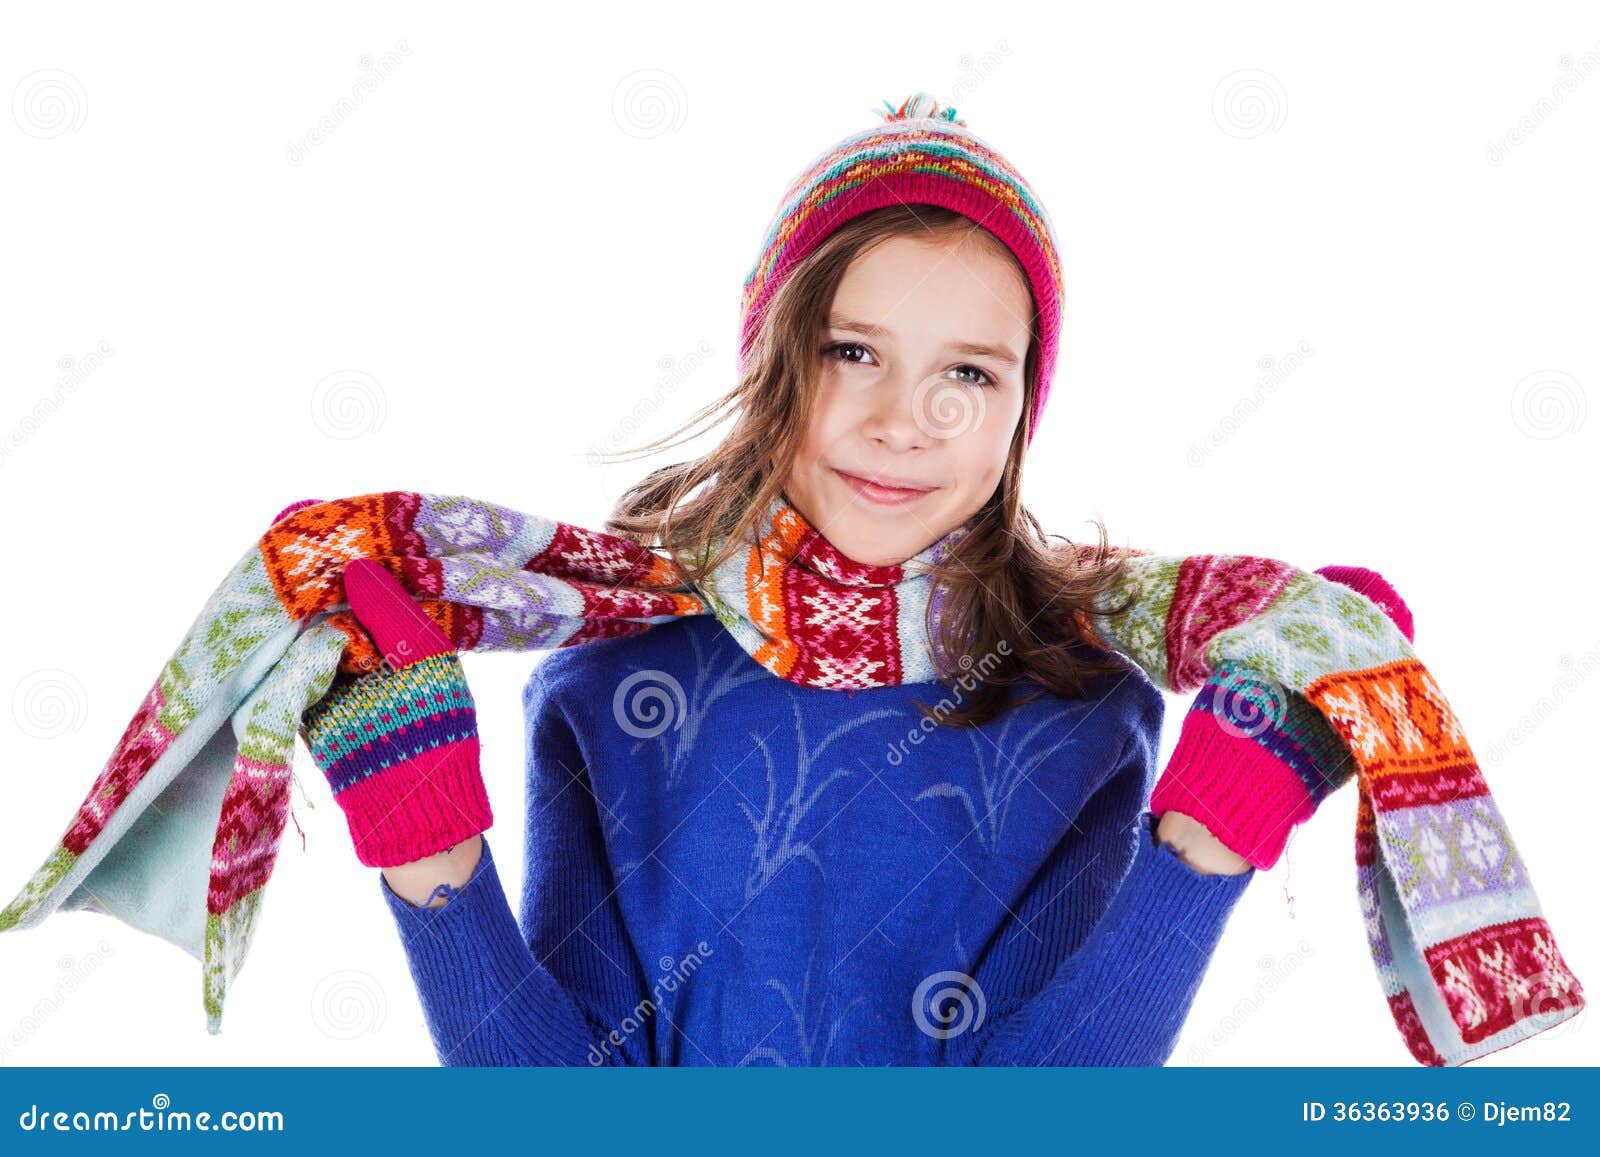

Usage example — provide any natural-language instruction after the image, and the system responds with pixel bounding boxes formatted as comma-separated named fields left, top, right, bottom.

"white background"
left=0, top=1, right=1594, bottom=1067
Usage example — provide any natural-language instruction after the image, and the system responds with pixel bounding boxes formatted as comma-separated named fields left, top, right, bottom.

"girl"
left=300, top=93, right=1411, bottom=1065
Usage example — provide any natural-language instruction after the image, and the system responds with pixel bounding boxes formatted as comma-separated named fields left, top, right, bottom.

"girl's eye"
left=820, top=342, right=996, bottom=389
left=821, top=340, right=875, bottom=366
left=948, top=363, right=996, bottom=389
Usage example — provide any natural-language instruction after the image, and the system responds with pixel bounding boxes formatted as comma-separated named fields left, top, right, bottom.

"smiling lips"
left=833, top=467, right=936, bottom=506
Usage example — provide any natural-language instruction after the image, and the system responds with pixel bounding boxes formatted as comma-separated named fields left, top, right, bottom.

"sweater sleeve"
left=376, top=661, right=653, bottom=1067
left=965, top=719, right=1256, bottom=1067
left=515, top=663, right=656, bottom=1066
left=378, top=834, right=604, bottom=1066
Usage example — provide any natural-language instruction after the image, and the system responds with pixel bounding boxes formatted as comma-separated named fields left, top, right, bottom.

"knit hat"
left=739, top=92, right=1065, bottom=443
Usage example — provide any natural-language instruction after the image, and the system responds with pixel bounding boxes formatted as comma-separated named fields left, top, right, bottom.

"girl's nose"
left=862, top=374, right=932, bottom=450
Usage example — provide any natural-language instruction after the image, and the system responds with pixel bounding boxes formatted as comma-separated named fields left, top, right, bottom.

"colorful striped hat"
left=739, top=92, right=1065, bottom=443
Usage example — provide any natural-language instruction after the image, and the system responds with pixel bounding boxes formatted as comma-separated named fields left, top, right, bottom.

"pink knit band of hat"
left=738, top=94, right=1064, bottom=443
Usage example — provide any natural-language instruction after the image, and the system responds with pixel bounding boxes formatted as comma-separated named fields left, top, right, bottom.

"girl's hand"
left=1149, top=565, right=1413, bottom=872
left=299, top=557, right=493, bottom=868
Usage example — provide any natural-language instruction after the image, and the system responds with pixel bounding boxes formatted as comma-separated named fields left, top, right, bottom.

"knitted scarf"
left=0, top=490, right=1583, bottom=1066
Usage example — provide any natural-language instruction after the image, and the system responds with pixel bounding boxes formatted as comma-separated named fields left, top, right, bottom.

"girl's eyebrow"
left=948, top=340, right=1019, bottom=368
left=829, top=315, right=888, bottom=336
left=829, top=315, right=1020, bottom=368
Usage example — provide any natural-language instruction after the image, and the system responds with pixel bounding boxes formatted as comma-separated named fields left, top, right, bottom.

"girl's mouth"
left=833, top=468, right=936, bottom=506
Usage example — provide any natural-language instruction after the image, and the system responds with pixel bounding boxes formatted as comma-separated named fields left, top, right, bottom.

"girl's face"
left=782, top=228, right=1031, bottom=567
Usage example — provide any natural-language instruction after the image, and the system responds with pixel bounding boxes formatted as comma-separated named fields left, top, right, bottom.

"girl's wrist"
left=380, top=833, right=485, bottom=907
left=1154, top=811, right=1254, bottom=876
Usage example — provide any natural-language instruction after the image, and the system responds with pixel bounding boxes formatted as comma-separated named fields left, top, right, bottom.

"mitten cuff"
left=335, top=736, right=493, bottom=868
left=1149, top=708, right=1315, bottom=871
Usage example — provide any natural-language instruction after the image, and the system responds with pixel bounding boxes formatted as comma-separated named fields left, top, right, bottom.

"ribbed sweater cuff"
left=379, top=835, right=599, bottom=1066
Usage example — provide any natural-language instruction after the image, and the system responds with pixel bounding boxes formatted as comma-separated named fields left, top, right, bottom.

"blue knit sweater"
left=378, top=613, right=1255, bottom=1066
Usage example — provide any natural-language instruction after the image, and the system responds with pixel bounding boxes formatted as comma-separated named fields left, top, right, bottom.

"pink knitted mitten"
left=1148, top=564, right=1414, bottom=870
left=298, top=555, right=493, bottom=868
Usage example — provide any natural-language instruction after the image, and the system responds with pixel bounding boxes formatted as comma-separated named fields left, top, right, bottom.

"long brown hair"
left=594, top=203, right=1140, bottom=727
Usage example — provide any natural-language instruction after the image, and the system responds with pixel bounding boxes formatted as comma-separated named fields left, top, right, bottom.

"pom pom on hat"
left=875, top=92, right=967, bottom=126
